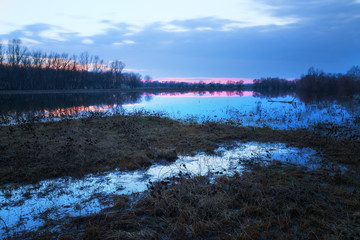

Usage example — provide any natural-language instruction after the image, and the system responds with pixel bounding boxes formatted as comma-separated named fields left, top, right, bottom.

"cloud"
left=148, top=15, right=298, bottom=34
left=19, top=37, right=41, bottom=45
left=158, top=24, right=190, bottom=33
left=38, top=27, right=69, bottom=41
left=124, top=68, right=144, bottom=72
left=0, top=22, right=21, bottom=35
left=82, top=38, right=94, bottom=44
left=1, top=1, right=359, bottom=79
left=112, top=40, right=135, bottom=46
left=23, top=31, right=33, bottom=37
left=221, top=16, right=298, bottom=31
left=1, top=0, right=300, bottom=38
left=123, top=26, right=143, bottom=36
left=195, top=27, right=213, bottom=31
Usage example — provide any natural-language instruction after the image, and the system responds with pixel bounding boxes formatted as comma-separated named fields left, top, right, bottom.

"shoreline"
left=0, top=87, right=250, bottom=95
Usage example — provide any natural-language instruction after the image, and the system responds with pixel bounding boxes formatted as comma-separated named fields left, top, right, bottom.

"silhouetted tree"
left=6, top=39, right=27, bottom=66
left=110, top=60, right=125, bottom=88
left=253, top=77, right=295, bottom=93
left=123, top=72, right=142, bottom=89
left=0, top=39, right=146, bottom=90
left=347, top=65, right=360, bottom=80
left=0, top=41, right=4, bottom=64
left=144, top=75, right=152, bottom=83
left=296, top=66, right=360, bottom=95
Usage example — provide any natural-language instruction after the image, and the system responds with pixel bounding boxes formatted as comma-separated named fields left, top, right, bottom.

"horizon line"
left=154, top=77, right=297, bottom=84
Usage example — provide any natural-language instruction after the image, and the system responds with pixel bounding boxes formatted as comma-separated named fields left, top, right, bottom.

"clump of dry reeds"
left=50, top=162, right=359, bottom=240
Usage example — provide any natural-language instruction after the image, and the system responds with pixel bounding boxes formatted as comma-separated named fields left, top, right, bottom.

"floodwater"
left=0, top=90, right=358, bottom=235
left=0, top=91, right=359, bottom=136
left=0, top=141, right=324, bottom=235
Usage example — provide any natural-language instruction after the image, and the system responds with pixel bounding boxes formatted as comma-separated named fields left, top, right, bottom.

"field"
left=1, top=113, right=360, bottom=239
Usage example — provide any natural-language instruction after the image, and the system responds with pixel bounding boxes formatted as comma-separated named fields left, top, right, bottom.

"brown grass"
left=17, top=163, right=359, bottom=239
left=1, top=114, right=359, bottom=184
left=2, top=115, right=360, bottom=239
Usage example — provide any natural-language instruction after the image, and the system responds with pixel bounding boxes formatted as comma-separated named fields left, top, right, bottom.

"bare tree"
left=79, top=51, right=92, bottom=72
left=92, top=56, right=105, bottom=73
left=70, top=55, right=78, bottom=71
left=59, top=53, right=71, bottom=71
left=6, top=39, right=27, bottom=66
left=123, top=72, right=142, bottom=89
left=45, top=52, right=53, bottom=69
left=110, top=60, right=125, bottom=87
left=0, top=41, right=3, bottom=64
left=32, top=50, right=44, bottom=68
left=144, top=75, right=152, bottom=83
left=347, top=66, right=360, bottom=80
left=0, top=39, right=145, bottom=90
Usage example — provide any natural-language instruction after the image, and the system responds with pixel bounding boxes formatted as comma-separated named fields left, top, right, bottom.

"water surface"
left=1, top=91, right=359, bottom=135
left=1, top=90, right=358, bottom=236
left=0, top=141, right=323, bottom=235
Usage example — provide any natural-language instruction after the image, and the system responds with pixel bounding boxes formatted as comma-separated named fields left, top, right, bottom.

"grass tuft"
left=52, top=164, right=360, bottom=239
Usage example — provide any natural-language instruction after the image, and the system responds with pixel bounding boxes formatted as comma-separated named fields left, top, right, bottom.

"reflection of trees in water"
left=253, top=90, right=360, bottom=113
left=296, top=92, right=360, bottom=113
left=253, top=91, right=295, bottom=98
left=144, top=95, right=153, bottom=102
left=146, top=91, right=243, bottom=97
left=0, top=92, right=143, bottom=114
left=0, top=90, right=245, bottom=116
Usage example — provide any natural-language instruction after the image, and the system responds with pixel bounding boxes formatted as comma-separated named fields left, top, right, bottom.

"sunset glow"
left=2, top=1, right=358, bottom=78
left=142, top=91, right=254, bottom=98
left=156, top=77, right=253, bottom=84
left=41, top=104, right=118, bottom=118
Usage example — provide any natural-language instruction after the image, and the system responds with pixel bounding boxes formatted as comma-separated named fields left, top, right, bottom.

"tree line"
left=142, top=77, right=243, bottom=90
left=0, top=39, right=244, bottom=91
left=253, top=77, right=296, bottom=93
left=1, top=38, right=357, bottom=93
left=296, top=66, right=360, bottom=95
left=252, top=66, right=360, bottom=96
left=0, top=39, right=142, bottom=90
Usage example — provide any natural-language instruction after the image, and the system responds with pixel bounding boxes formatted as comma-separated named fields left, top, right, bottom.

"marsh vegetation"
left=1, top=107, right=359, bottom=239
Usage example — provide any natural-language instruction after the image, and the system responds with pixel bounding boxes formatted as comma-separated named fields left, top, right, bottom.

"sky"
left=0, top=0, right=359, bottom=82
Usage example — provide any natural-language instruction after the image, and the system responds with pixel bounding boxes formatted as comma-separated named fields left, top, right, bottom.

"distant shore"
left=0, top=86, right=251, bottom=95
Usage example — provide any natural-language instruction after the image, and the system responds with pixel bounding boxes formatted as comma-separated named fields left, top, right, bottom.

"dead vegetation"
left=1, top=113, right=359, bottom=184
left=1, top=113, right=360, bottom=239
left=84, top=165, right=360, bottom=239
left=13, top=163, right=360, bottom=239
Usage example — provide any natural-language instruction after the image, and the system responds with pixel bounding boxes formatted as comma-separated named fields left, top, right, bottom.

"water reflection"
left=0, top=91, right=143, bottom=115
left=0, top=91, right=359, bottom=138
left=0, top=141, right=323, bottom=235
left=143, top=91, right=246, bottom=97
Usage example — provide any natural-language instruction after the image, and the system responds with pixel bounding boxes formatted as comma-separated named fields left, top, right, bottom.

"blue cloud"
left=0, top=1, right=359, bottom=79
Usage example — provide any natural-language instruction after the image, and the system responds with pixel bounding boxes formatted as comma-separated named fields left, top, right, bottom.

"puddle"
left=0, top=141, right=323, bottom=235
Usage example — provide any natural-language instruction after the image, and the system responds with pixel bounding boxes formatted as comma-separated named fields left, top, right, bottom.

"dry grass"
left=1, top=114, right=359, bottom=184
left=19, top=163, right=359, bottom=239
left=2, top=114, right=360, bottom=239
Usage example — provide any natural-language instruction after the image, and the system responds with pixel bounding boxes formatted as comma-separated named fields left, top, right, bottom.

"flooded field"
left=0, top=91, right=359, bottom=238
left=0, top=141, right=325, bottom=235
left=1, top=91, right=359, bottom=135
